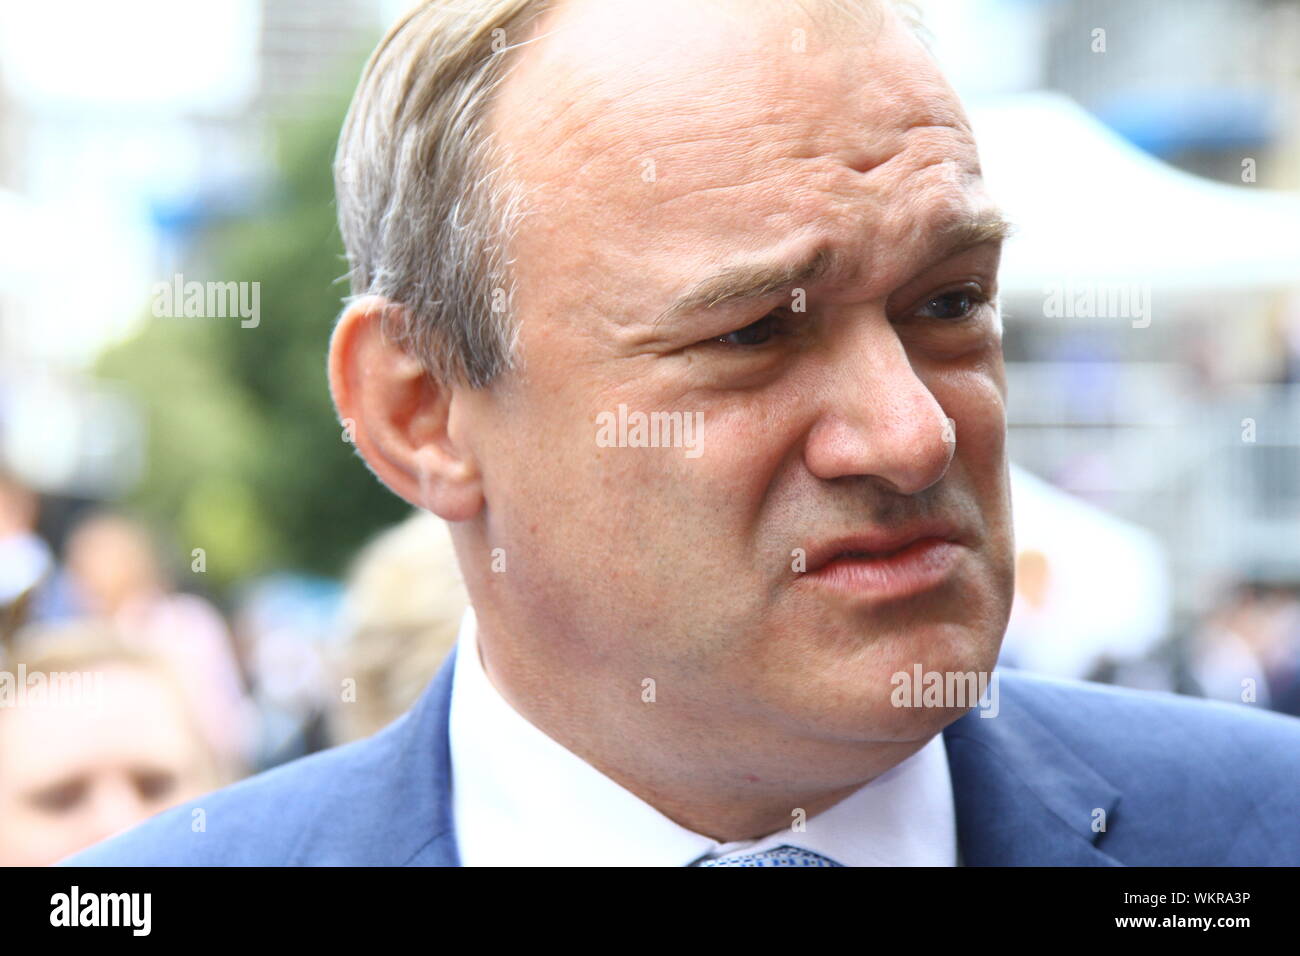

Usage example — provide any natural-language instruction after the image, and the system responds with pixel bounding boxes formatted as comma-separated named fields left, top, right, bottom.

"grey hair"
left=335, top=0, right=557, bottom=388
left=333, top=0, right=926, bottom=388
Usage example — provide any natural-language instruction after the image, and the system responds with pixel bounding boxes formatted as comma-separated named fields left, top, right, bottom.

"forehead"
left=0, top=667, right=195, bottom=784
left=490, top=0, right=986, bottom=317
left=499, top=1, right=959, bottom=142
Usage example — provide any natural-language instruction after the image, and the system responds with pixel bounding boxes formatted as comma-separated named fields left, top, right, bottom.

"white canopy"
left=970, top=92, right=1300, bottom=297
left=1001, top=463, right=1171, bottom=680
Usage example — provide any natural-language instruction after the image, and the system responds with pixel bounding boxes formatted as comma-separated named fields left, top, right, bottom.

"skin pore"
left=329, top=0, right=1015, bottom=841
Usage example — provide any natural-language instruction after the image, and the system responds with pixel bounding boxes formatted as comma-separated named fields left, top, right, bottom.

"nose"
left=804, top=327, right=954, bottom=495
left=82, top=775, right=150, bottom=846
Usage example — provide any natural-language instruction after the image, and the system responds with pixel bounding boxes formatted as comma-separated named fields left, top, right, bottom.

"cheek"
left=688, top=398, right=797, bottom=500
left=935, top=365, right=1014, bottom=556
left=479, top=388, right=721, bottom=597
left=936, top=364, right=1006, bottom=468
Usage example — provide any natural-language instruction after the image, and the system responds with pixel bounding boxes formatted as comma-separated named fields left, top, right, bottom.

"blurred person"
left=72, top=0, right=1300, bottom=866
left=229, top=574, right=344, bottom=768
left=0, top=471, right=54, bottom=639
left=58, top=511, right=255, bottom=774
left=1192, top=583, right=1277, bottom=709
left=1275, top=291, right=1300, bottom=385
left=1264, top=590, right=1300, bottom=718
left=0, top=622, right=222, bottom=866
left=330, top=509, right=467, bottom=743
left=1193, top=583, right=1300, bottom=717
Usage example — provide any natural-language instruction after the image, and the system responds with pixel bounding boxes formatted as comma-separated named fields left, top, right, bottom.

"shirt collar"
left=449, top=606, right=958, bottom=866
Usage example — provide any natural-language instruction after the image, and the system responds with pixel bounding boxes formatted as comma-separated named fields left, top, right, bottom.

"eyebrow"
left=653, top=208, right=1013, bottom=327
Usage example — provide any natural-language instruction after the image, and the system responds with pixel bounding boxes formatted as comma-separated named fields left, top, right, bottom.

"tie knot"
left=694, top=845, right=842, bottom=867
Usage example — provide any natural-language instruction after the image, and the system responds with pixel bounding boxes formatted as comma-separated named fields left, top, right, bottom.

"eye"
left=29, top=778, right=88, bottom=815
left=133, top=769, right=177, bottom=802
left=915, top=287, right=989, bottom=322
left=713, top=312, right=783, bottom=347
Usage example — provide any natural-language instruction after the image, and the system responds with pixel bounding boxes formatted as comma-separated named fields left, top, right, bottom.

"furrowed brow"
left=652, top=208, right=1012, bottom=328
left=931, top=208, right=1014, bottom=260
left=653, top=247, right=837, bottom=328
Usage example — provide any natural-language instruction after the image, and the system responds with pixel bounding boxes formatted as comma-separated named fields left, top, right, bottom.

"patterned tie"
left=693, top=845, right=843, bottom=867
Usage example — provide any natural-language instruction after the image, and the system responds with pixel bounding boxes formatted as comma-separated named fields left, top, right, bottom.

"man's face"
left=467, top=0, right=1014, bottom=741
left=0, top=665, right=215, bottom=866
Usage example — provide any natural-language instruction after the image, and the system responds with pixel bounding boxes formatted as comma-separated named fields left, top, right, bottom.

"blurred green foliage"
left=97, top=96, right=411, bottom=592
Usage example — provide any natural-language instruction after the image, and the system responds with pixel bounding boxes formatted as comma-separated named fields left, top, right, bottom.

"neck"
left=471, top=610, right=932, bottom=843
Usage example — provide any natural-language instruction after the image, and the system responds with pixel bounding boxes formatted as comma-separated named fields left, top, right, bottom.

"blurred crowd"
left=1, top=464, right=1297, bottom=866
left=0, top=469, right=466, bottom=866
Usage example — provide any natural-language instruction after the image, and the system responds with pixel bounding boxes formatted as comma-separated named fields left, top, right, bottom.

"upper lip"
left=804, top=522, right=962, bottom=573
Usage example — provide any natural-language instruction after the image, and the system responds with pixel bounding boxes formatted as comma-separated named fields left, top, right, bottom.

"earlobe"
left=327, top=296, right=485, bottom=521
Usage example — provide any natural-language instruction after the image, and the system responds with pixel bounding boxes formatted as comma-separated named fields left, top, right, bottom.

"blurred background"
left=0, top=0, right=1297, bottom=864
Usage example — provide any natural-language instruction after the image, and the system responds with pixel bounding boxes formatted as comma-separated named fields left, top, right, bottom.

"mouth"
left=800, top=527, right=965, bottom=601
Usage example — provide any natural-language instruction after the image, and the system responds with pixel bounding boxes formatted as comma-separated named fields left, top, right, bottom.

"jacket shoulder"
left=992, top=670, right=1300, bottom=863
left=997, top=669, right=1300, bottom=758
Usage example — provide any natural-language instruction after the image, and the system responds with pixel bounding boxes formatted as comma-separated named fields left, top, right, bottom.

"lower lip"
left=801, top=538, right=963, bottom=600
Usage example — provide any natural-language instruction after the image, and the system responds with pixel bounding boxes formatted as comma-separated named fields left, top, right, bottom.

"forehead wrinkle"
left=649, top=203, right=1009, bottom=333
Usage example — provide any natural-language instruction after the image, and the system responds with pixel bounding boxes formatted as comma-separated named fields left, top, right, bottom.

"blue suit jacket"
left=67, top=648, right=1300, bottom=866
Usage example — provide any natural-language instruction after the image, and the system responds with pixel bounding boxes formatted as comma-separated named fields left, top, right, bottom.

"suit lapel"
left=395, top=645, right=462, bottom=866
left=943, top=676, right=1123, bottom=866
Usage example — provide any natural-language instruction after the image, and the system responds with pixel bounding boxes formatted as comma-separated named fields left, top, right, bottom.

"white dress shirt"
left=449, top=607, right=960, bottom=866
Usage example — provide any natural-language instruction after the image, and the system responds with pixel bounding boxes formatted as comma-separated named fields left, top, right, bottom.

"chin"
left=860, top=695, right=967, bottom=743
left=785, top=617, right=1006, bottom=742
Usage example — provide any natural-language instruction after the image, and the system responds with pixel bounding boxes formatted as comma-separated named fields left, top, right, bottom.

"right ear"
left=327, top=295, right=484, bottom=522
